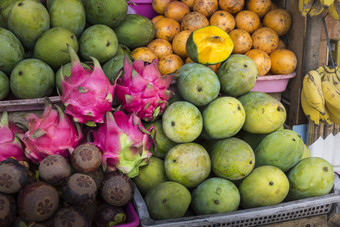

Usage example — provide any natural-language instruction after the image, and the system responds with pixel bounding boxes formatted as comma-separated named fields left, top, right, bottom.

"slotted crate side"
left=133, top=183, right=340, bottom=227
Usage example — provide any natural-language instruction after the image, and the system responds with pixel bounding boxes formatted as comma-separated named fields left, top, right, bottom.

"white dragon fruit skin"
left=18, top=102, right=83, bottom=162
left=0, top=112, right=26, bottom=162
left=60, top=45, right=115, bottom=126
left=115, top=55, right=173, bottom=122
left=92, top=111, right=153, bottom=178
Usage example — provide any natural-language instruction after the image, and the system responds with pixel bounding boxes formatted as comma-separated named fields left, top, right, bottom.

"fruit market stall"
left=1, top=0, right=340, bottom=226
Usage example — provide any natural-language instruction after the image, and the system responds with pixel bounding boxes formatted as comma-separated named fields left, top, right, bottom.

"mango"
left=133, top=157, right=167, bottom=196
left=287, top=157, right=334, bottom=201
left=164, top=143, right=211, bottom=188
left=34, top=27, right=79, bottom=70
left=239, top=166, right=289, bottom=208
left=211, top=137, right=255, bottom=180
left=8, top=0, right=50, bottom=49
left=217, top=54, right=258, bottom=97
left=79, top=24, right=118, bottom=63
left=144, top=120, right=177, bottom=159
left=49, top=0, right=86, bottom=37
left=191, top=178, right=240, bottom=215
left=102, top=55, right=125, bottom=83
left=238, top=91, right=286, bottom=134
left=0, top=28, right=24, bottom=75
left=0, top=71, right=9, bottom=100
left=145, top=181, right=191, bottom=220
left=203, top=97, right=245, bottom=139
left=177, top=63, right=220, bottom=106
left=10, top=59, right=54, bottom=99
left=84, top=0, right=128, bottom=28
left=255, top=129, right=304, bottom=172
left=162, top=101, right=203, bottom=143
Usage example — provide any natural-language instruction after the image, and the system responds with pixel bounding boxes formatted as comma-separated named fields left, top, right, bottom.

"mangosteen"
left=0, top=193, right=16, bottom=226
left=101, top=171, right=134, bottom=206
left=95, top=203, right=126, bottom=227
left=39, top=154, right=72, bottom=186
left=53, top=207, right=90, bottom=227
left=71, top=143, right=102, bottom=173
left=86, top=167, right=105, bottom=189
left=0, top=158, right=29, bottom=194
left=17, top=182, right=59, bottom=222
left=77, top=199, right=102, bottom=225
left=62, top=173, right=97, bottom=206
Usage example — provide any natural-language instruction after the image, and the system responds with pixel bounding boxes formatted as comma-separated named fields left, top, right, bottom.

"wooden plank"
left=262, top=214, right=327, bottom=227
left=282, top=0, right=308, bottom=127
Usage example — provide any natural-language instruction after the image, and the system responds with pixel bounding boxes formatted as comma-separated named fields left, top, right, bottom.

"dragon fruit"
left=18, top=101, right=83, bottom=162
left=115, top=55, right=173, bottom=122
left=0, top=112, right=26, bottom=162
left=60, top=45, right=115, bottom=126
left=92, top=111, right=154, bottom=178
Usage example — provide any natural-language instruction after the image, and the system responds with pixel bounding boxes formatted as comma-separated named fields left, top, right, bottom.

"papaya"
left=114, top=14, right=155, bottom=50
left=186, top=25, right=234, bottom=65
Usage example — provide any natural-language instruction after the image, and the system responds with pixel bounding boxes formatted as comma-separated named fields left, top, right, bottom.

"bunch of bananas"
left=299, top=0, right=340, bottom=18
left=301, top=64, right=340, bottom=125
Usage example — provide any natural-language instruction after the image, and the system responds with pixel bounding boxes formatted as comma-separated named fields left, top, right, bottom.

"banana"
left=322, top=80, right=340, bottom=114
left=316, top=65, right=326, bottom=75
left=299, top=0, right=315, bottom=16
left=320, top=107, right=333, bottom=125
left=326, top=103, right=340, bottom=124
left=320, top=0, right=334, bottom=8
left=329, top=1, right=340, bottom=20
left=308, top=0, right=325, bottom=16
left=331, top=72, right=340, bottom=91
left=301, top=89, right=320, bottom=125
left=303, top=71, right=326, bottom=115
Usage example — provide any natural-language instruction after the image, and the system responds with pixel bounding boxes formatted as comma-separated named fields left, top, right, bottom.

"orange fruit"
left=158, top=54, right=184, bottom=75
left=235, top=10, right=260, bottom=33
left=154, top=17, right=181, bottom=41
left=147, top=39, right=173, bottom=59
left=270, top=49, right=297, bottom=75
left=252, top=27, right=279, bottom=54
left=229, top=29, right=252, bottom=54
left=245, top=49, right=271, bottom=76
left=131, top=47, right=158, bottom=63
left=164, top=1, right=190, bottom=22
left=172, top=30, right=192, bottom=58
left=209, top=10, right=235, bottom=33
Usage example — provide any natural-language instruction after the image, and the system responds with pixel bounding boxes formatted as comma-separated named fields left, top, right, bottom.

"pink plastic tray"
left=129, top=0, right=158, bottom=19
left=116, top=202, right=140, bottom=227
left=251, top=72, right=296, bottom=93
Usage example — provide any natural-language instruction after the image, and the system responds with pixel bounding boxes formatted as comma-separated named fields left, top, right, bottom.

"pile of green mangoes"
left=0, top=0, right=135, bottom=100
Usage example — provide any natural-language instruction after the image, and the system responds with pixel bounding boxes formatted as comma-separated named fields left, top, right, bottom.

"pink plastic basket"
left=251, top=72, right=296, bottom=93
left=129, top=0, right=158, bottom=19
left=116, top=202, right=140, bottom=227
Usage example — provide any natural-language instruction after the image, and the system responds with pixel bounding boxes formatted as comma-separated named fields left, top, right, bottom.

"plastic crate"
left=117, top=202, right=140, bottom=227
left=133, top=178, right=340, bottom=227
left=129, top=0, right=158, bottom=19
left=251, top=72, right=296, bottom=93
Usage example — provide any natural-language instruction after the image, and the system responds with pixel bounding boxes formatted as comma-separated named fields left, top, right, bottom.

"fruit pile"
left=141, top=0, right=298, bottom=77
left=0, top=0, right=336, bottom=226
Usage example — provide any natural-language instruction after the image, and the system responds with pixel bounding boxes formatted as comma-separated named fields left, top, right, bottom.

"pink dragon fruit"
left=91, top=111, right=154, bottom=178
left=115, top=55, right=173, bottom=122
left=18, top=101, right=83, bottom=162
left=0, top=112, right=26, bottom=162
left=60, top=45, right=115, bottom=126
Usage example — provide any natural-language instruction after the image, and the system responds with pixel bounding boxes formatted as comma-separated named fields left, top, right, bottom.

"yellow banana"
left=320, top=107, right=333, bottom=125
left=299, top=0, right=315, bottom=16
left=326, top=104, right=340, bottom=124
left=303, top=71, right=326, bottom=115
left=308, top=0, right=325, bottom=16
left=330, top=72, right=340, bottom=91
left=329, top=1, right=340, bottom=20
left=322, top=80, right=340, bottom=115
left=320, top=0, right=334, bottom=8
left=317, top=65, right=326, bottom=76
left=301, top=89, right=320, bottom=125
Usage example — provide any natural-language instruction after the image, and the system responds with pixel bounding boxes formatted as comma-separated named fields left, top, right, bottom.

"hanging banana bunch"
left=301, top=65, right=340, bottom=125
left=299, top=0, right=338, bottom=17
